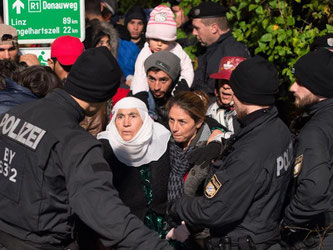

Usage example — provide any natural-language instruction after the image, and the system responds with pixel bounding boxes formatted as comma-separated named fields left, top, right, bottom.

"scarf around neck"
left=97, top=97, right=171, bottom=167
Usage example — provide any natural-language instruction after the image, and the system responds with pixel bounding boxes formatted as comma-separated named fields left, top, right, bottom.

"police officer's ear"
left=210, top=22, right=219, bottom=34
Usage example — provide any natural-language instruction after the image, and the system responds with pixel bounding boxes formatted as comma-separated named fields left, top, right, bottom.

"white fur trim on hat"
left=145, top=5, right=177, bottom=41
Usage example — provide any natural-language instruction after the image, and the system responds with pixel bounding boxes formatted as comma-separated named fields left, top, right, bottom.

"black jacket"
left=192, top=31, right=250, bottom=96
left=100, top=139, right=171, bottom=221
left=284, top=98, right=333, bottom=227
left=0, top=88, right=171, bottom=250
left=175, top=107, right=293, bottom=248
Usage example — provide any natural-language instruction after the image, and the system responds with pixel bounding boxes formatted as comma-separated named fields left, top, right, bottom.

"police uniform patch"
left=293, top=154, right=303, bottom=177
left=205, top=174, right=222, bottom=199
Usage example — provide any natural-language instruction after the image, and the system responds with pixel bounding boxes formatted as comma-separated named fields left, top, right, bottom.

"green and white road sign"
left=20, top=47, right=51, bottom=65
left=3, top=0, right=85, bottom=44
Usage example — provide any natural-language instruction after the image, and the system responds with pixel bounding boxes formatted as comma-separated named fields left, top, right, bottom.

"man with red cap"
left=207, top=56, right=246, bottom=139
left=47, top=35, right=84, bottom=83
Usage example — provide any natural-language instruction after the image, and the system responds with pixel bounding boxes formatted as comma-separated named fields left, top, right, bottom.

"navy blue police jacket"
left=175, top=107, right=293, bottom=247
left=284, top=98, right=333, bottom=227
left=191, top=31, right=250, bottom=96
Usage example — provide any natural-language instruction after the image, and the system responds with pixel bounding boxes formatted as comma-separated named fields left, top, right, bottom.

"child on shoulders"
left=130, top=5, right=194, bottom=94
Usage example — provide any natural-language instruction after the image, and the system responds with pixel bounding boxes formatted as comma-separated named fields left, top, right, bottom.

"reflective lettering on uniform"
left=16, top=122, right=32, bottom=144
left=0, top=113, right=9, bottom=127
left=25, top=125, right=39, bottom=148
left=16, top=122, right=28, bottom=143
left=0, top=114, right=46, bottom=150
left=29, top=127, right=46, bottom=149
left=2, top=115, right=16, bottom=135
left=8, top=117, right=21, bottom=139
left=276, top=142, right=293, bottom=176
left=1, top=147, right=17, bottom=183
left=4, top=147, right=16, bottom=165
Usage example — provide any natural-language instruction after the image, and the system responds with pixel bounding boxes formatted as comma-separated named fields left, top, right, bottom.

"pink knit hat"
left=145, top=5, right=177, bottom=41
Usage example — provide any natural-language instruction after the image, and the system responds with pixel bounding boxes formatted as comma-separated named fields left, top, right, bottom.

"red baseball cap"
left=210, top=56, right=247, bottom=80
left=51, top=36, right=84, bottom=66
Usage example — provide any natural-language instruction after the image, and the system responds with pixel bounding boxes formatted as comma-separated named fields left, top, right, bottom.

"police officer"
left=310, top=33, right=333, bottom=52
left=167, top=56, right=293, bottom=250
left=282, top=49, right=333, bottom=249
left=0, top=47, right=172, bottom=250
left=189, top=2, right=249, bottom=97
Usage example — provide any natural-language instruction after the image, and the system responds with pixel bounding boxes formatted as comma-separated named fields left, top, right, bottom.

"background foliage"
left=225, top=0, right=333, bottom=84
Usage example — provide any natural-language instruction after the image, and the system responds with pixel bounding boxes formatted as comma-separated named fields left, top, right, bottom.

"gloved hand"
left=184, top=162, right=210, bottom=197
left=280, top=219, right=299, bottom=248
left=187, top=141, right=222, bottom=166
left=173, top=79, right=190, bottom=95
left=166, top=200, right=182, bottom=228
left=166, top=221, right=191, bottom=242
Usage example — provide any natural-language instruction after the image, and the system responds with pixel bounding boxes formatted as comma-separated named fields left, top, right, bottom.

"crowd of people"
left=0, top=0, right=333, bottom=250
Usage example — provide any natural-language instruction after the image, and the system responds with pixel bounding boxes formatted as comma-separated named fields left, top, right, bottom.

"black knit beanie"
left=293, top=49, right=333, bottom=98
left=124, top=6, right=147, bottom=28
left=64, top=46, right=121, bottom=103
left=229, top=55, right=279, bottom=106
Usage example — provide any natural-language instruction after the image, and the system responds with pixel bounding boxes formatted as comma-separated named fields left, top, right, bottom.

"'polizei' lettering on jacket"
left=0, top=113, right=46, bottom=150
left=276, top=141, right=293, bottom=176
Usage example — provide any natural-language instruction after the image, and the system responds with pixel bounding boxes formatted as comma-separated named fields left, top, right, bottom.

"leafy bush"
left=226, top=0, right=332, bottom=84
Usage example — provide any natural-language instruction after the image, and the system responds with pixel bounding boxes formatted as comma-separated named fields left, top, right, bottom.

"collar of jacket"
left=189, top=122, right=210, bottom=147
left=171, top=122, right=210, bottom=149
left=221, top=106, right=278, bottom=157
left=217, top=104, right=234, bottom=112
left=47, top=88, right=86, bottom=122
left=234, top=106, right=278, bottom=140
left=307, top=98, right=333, bottom=116
left=239, top=106, right=272, bottom=127
left=207, top=30, right=232, bottom=51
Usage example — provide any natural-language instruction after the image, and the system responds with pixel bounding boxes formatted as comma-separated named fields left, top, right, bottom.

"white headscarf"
left=97, top=97, right=171, bottom=167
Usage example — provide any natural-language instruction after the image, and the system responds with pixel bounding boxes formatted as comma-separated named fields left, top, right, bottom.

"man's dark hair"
left=51, top=57, right=72, bottom=73
left=16, top=65, right=62, bottom=97
left=0, top=59, right=25, bottom=89
left=147, top=66, right=165, bottom=74
left=85, top=0, right=101, bottom=16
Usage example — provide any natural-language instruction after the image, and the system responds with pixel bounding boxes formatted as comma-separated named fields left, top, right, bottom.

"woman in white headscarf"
left=97, top=96, right=171, bottom=239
